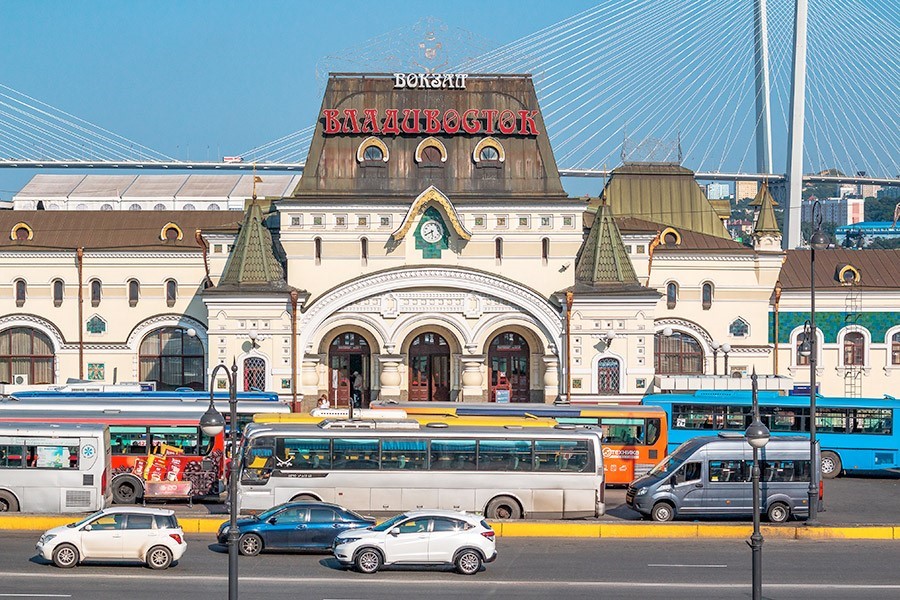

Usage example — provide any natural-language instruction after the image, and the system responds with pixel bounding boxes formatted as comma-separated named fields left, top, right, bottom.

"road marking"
left=647, top=563, right=728, bottom=568
left=1, top=573, right=899, bottom=590
left=0, top=595, right=72, bottom=598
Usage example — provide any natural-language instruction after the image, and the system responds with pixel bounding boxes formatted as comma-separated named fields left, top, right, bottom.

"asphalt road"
left=164, top=472, right=900, bottom=524
left=1, top=532, right=898, bottom=599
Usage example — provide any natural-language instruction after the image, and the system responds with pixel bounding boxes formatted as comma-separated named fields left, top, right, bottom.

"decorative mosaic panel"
left=769, top=311, right=900, bottom=344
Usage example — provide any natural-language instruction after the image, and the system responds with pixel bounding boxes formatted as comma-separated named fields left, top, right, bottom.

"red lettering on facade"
left=443, top=109, right=461, bottom=134
left=323, top=109, right=341, bottom=134
left=361, top=109, right=382, bottom=134
left=462, top=109, right=481, bottom=134
left=480, top=109, right=499, bottom=134
left=341, top=109, right=361, bottom=134
left=401, top=109, right=421, bottom=134
left=423, top=109, right=441, bottom=134
left=382, top=109, right=400, bottom=134
left=518, top=110, right=540, bottom=135
left=498, top=110, right=517, bottom=135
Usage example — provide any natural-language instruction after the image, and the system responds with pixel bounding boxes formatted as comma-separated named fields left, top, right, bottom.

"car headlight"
left=635, top=488, right=648, bottom=496
left=220, top=526, right=230, bottom=535
left=336, top=537, right=361, bottom=545
left=40, top=534, right=56, bottom=544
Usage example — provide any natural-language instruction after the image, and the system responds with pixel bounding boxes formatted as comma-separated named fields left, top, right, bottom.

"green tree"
left=865, top=196, right=899, bottom=222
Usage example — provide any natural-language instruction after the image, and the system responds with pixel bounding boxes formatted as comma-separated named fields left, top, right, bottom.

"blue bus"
left=642, top=391, right=898, bottom=478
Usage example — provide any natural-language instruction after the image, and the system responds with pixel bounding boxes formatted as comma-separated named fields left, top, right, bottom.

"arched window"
left=90, top=280, right=102, bottom=307
left=0, top=327, right=55, bottom=385
left=666, top=282, right=678, bottom=310
left=52, top=279, right=64, bottom=307
left=597, top=358, right=620, bottom=394
left=891, top=332, right=900, bottom=365
left=128, top=204, right=142, bottom=211
left=495, top=238, right=503, bottom=264
left=154, top=203, right=166, bottom=211
left=208, top=203, right=221, bottom=211
left=729, top=318, right=749, bottom=338
left=360, top=237, right=368, bottom=266
left=128, top=280, right=140, bottom=307
left=314, top=237, right=322, bottom=265
left=139, top=327, right=205, bottom=391
left=541, top=237, right=550, bottom=265
left=796, top=330, right=812, bottom=366
left=243, top=357, right=266, bottom=391
left=14, top=279, right=26, bottom=307
left=479, top=146, right=500, bottom=161
left=843, top=332, right=865, bottom=366
left=701, top=282, right=713, bottom=310
left=182, top=204, right=196, bottom=211
left=420, top=145, right=443, bottom=165
left=165, top=280, right=177, bottom=308
left=100, top=204, right=113, bottom=211
left=363, top=145, right=383, bottom=162
left=655, top=330, right=704, bottom=375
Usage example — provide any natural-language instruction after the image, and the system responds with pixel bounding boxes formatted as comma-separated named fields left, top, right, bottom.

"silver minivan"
left=626, top=434, right=821, bottom=523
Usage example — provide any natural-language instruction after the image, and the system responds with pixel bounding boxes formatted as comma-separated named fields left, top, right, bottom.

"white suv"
left=333, top=510, right=496, bottom=575
left=36, top=507, right=186, bottom=569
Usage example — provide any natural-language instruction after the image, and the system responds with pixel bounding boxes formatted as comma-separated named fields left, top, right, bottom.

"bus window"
left=477, top=439, right=532, bottom=471
left=764, top=407, right=807, bottom=432
left=25, top=445, right=79, bottom=469
left=598, top=418, right=645, bottom=445
left=724, top=406, right=750, bottom=430
left=708, top=460, right=746, bottom=483
left=430, top=439, right=476, bottom=470
left=332, top=438, right=379, bottom=470
left=275, top=438, right=330, bottom=470
left=673, top=404, right=718, bottom=429
left=850, top=409, right=892, bottom=435
left=646, top=419, right=661, bottom=446
left=0, top=444, right=24, bottom=467
left=110, top=426, right=149, bottom=455
left=381, top=439, right=427, bottom=470
left=534, top=439, right=591, bottom=473
left=817, top=410, right=849, bottom=433
left=242, top=437, right=275, bottom=484
left=760, top=459, right=811, bottom=482
left=150, top=426, right=203, bottom=455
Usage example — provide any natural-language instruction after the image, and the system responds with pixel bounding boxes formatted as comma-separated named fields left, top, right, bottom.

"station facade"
left=1, top=74, right=898, bottom=405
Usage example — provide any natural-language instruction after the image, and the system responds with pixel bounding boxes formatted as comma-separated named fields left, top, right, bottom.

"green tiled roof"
left=752, top=182, right=781, bottom=235
left=217, top=202, right=285, bottom=288
left=575, top=201, right=639, bottom=287
left=602, top=164, right=730, bottom=239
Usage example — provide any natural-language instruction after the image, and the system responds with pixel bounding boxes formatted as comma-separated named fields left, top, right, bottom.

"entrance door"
left=328, top=333, right=370, bottom=408
left=244, top=357, right=266, bottom=391
left=408, top=333, right=450, bottom=402
left=489, top=332, right=530, bottom=403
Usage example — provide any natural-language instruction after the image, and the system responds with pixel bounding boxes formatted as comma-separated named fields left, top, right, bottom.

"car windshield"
left=256, top=506, right=284, bottom=521
left=648, top=452, right=686, bottom=477
left=342, top=508, right=369, bottom=522
left=371, top=514, right=407, bottom=532
left=68, top=510, right=104, bottom=528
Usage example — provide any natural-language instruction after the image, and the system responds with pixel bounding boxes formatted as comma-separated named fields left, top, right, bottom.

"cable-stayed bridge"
left=1, top=0, right=897, bottom=245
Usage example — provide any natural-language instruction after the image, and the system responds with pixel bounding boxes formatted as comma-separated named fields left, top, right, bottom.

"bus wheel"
left=651, top=502, right=675, bottom=522
left=766, top=502, right=790, bottom=523
left=820, top=452, right=842, bottom=479
left=0, top=490, right=19, bottom=512
left=112, top=477, right=142, bottom=504
left=485, top=496, right=522, bottom=520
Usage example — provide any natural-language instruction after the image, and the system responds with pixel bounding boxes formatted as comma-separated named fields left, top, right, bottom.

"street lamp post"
left=721, top=343, right=731, bottom=376
left=200, top=360, right=239, bottom=600
left=804, top=199, right=829, bottom=524
left=745, top=368, right=770, bottom=600
left=711, top=342, right=720, bottom=375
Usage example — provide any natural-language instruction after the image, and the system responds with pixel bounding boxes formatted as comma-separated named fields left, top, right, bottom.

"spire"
left=575, top=199, right=639, bottom=287
left=216, top=202, right=286, bottom=290
left=752, top=181, right=780, bottom=235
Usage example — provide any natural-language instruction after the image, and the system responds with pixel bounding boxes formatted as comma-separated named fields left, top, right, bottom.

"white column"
left=753, top=0, right=773, bottom=174
left=300, top=355, right=320, bottom=399
left=784, top=0, right=809, bottom=249
left=378, top=354, right=404, bottom=401
left=460, top=355, right=486, bottom=402
left=543, top=355, right=560, bottom=402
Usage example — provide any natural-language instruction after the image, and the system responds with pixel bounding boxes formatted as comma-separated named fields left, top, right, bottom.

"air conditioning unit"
left=13, top=374, right=29, bottom=385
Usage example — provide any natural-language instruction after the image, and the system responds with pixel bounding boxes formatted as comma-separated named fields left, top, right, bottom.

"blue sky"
left=0, top=0, right=602, bottom=200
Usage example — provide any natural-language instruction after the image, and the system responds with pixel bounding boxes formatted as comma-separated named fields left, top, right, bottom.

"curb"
left=1, top=515, right=897, bottom=539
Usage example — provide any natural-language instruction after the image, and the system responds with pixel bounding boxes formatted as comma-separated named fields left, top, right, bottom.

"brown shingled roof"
left=0, top=211, right=242, bottom=251
left=613, top=216, right=751, bottom=252
left=779, top=249, right=900, bottom=290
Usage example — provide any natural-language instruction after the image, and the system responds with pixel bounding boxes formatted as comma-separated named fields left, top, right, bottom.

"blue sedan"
left=217, top=502, right=376, bottom=556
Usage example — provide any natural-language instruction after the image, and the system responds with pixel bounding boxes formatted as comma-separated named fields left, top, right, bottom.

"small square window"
left=496, top=216, right=508, bottom=228
left=227, top=245, right=233, bottom=252
left=291, top=216, right=301, bottom=226
left=636, top=245, right=645, bottom=254
left=380, top=216, right=391, bottom=227
left=357, top=216, right=368, bottom=227
left=518, top=216, right=529, bottom=228
left=213, top=245, right=223, bottom=254
left=540, top=216, right=551, bottom=227
left=625, top=245, right=632, bottom=254
left=572, top=378, right=583, bottom=389
left=313, top=215, right=324, bottom=227
left=335, top=215, right=347, bottom=228
left=473, top=215, right=486, bottom=228
left=562, top=216, right=574, bottom=227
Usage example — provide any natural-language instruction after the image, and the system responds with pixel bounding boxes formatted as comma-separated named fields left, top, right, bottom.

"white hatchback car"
left=36, top=507, right=186, bottom=569
left=333, top=510, right=496, bottom=575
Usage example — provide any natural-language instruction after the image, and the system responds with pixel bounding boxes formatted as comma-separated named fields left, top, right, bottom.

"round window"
left=479, top=146, right=500, bottom=161
left=363, top=145, right=384, bottom=162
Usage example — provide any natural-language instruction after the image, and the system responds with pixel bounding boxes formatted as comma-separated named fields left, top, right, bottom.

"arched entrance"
left=328, top=332, right=371, bottom=407
left=408, top=332, right=450, bottom=401
left=0, top=327, right=55, bottom=385
left=488, top=332, right=529, bottom=403
left=139, top=327, right=205, bottom=390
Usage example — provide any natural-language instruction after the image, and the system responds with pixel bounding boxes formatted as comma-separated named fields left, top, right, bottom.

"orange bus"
left=370, top=402, right=667, bottom=485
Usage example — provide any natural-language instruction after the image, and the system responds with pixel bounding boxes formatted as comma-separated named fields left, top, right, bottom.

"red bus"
left=0, top=410, right=225, bottom=504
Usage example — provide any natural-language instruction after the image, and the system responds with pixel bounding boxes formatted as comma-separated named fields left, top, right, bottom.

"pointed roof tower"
left=205, top=202, right=295, bottom=295
left=751, top=182, right=782, bottom=251
left=574, top=200, right=641, bottom=289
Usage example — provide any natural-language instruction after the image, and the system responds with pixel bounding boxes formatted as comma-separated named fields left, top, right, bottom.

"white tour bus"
left=237, top=421, right=605, bottom=519
left=0, top=423, right=112, bottom=513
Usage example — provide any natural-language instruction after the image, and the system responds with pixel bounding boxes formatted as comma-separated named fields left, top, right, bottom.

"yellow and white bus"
left=237, top=422, right=605, bottom=519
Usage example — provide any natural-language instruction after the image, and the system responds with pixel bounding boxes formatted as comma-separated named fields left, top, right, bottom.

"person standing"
left=351, top=371, right=364, bottom=408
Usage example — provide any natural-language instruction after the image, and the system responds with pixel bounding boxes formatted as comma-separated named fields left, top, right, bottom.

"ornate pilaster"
left=300, top=354, right=321, bottom=398
left=543, top=355, right=560, bottom=401
left=378, top=354, right=404, bottom=401
left=460, top=354, right=486, bottom=402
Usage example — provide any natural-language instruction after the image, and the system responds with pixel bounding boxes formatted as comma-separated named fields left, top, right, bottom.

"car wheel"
left=112, top=478, right=141, bottom=504
left=52, top=543, right=79, bottom=569
left=290, top=494, right=319, bottom=502
left=767, top=502, right=790, bottom=523
left=455, top=549, right=482, bottom=575
left=239, top=533, right=263, bottom=557
left=0, top=490, right=19, bottom=512
left=651, top=502, right=675, bottom=522
left=485, top=496, right=522, bottom=520
left=146, top=545, right=173, bottom=570
left=821, top=452, right=842, bottom=479
left=354, top=548, right=382, bottom=574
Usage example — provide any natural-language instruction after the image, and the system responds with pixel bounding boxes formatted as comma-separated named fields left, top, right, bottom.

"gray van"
left=626, top=434, right=820, bottom=523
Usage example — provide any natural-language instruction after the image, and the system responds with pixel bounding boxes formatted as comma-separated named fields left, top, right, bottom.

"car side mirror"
left=390, top=527, right=400, bottom=536
left=83, top=524, right=92, bottom=532
left=267, top=518, right=277, bottom=525
left=670, top=474, right=678, bottom=486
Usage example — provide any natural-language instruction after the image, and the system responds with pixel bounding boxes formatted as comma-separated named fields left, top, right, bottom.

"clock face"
left=421, top=220, right=444, bottom=243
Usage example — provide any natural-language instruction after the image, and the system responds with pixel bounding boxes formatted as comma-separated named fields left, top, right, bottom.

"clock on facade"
left=421, top=220, right=444, bottom=243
